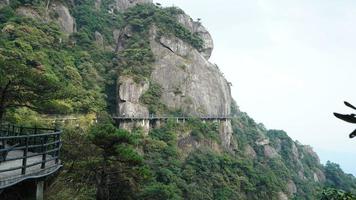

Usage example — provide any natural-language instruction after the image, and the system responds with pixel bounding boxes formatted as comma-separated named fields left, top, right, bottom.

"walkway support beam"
left=36, top=180, right=44, bottom=200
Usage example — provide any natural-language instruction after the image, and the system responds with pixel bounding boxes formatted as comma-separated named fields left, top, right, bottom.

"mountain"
left=0, top=0, right=356, bottom=199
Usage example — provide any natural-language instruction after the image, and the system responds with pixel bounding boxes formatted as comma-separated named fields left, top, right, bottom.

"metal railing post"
left=55, top=131, right=60, bottom=164
left=21, top=134, right=29, bottom=175
left=41, top=135, right=48, bottom=169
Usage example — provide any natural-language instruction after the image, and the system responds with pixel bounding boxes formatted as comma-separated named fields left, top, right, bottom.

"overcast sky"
left=155, top=0, right=356, bottom=175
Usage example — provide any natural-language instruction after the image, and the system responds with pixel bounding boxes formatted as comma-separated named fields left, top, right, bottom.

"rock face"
left=50, top=3, right=76, bottom=34
left=264, top=145, right=279, bottom=158
left=148, top=27, right=233, bottom=148
left=94, top=31, right=104, bottom=47
left=219, top=120, right=233, bottom=149
left=116, top=9, right=232, bottom=146
left=117, top=76, right=149, bottom=117
left=256, top=138, right=269, bottom=146
left=302, top=145, right=320, bottom=163
left=95, top=0, right=102, bottom=9
left=117, top=76, right=150, bottom=133
left=291, top=142, right=299, bottom=160
left=0, top=0, right=9, bottom=8
left=176, top=14, right=214, bottom=60
left=14, top=3, right=76, bottom=34
left=113, top=0, right=152, bottom=11
left=16, top=7, right=42, bottom=20
left=244, top=144, right=257, bottom=159
left=287, top=180, right=297, bottom=195
left=278, top=192, right=288, bottom=200
left=313, top=168, right=326, bottom=182
left=150, top=30, right=231, bottom=117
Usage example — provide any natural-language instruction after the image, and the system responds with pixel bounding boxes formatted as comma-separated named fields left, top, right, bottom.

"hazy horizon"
left=155, top=0, right=356, bottom=175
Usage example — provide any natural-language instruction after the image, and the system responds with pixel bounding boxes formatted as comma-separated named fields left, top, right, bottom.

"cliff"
left=1, top=1, right=356, bottom=199
left=115, top=4, right=233, bottom=148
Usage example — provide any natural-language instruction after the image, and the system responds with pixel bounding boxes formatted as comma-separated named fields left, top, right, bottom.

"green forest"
left=0, top=0, right=356, bottom=199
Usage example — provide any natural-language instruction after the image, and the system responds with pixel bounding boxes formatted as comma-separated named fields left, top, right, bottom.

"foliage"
left=0, top=5, right=116, bottom=118
left=46, top=119, right=149, bottom=200
left=140, top=81, right=167, bottom=114
left=324, top=161, right=356, bottom=194
left=117, top=4, right=203, bottom=82
left=320, top=188, right=356, bottom=200
left=72, top=1, right=123, bottom=43
left=0, top=18, right=72, bottom=120
left=3, top=2, right=356, bottom=200
left=124, top=4, right=203, bottom=50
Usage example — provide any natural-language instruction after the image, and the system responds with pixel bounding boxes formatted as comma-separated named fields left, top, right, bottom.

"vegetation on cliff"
left=1, top=1, right=356, bottom=200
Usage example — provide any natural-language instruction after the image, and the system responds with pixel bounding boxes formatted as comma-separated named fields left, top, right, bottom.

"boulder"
left=176, top=14, right=214, bottom=59
left=0, top=0, right=9, bottom=8
left=264, top=145, right=279, bottom=158
left=50, top=3, right=76, bottom=34
left=287, top=180, right=297, bottom=195
left=244, top=144, right=257, bottom=159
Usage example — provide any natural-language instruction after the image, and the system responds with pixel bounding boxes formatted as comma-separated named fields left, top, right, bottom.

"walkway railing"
left=0, top=124, right=62, bottom=189
left=112, top=115, right=232, bottom=120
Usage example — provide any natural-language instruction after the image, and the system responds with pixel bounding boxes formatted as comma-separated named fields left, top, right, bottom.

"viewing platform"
left=0, top=124, right=62, bottom=199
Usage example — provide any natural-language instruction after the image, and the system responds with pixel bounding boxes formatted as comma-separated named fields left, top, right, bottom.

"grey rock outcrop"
left=244, top=144, right=257, bottom=159
left=14, top=3, right=75, bottom=34
left=287, top=180, right=297, bottom=195
left=291, top=142, right=299, bottom=160
left=274, top=138, right=282, bottom=152
left=150, top=29, right=231, bottom=117
left=219, top=120, right=233, bottom=149
left=278, top=192, right=288, bottom=200
left=0, top=0, right=9, bottom=8
left=178, top=134, right=222, bottom=157
left=117, top=76, right=149, bottom=117
left=16, top=7, right=42, bottom=20
left=256, top=138, right=269, bottom=146
left=148, top=27, right=233, bottom=148
left=114, top=26, right=133, bottom=52
left=116, top=9, right=232, bottom=147
left=95, top=0, right=102, bottom=9
left=50, top=3, right=76, bottom=34
left=117, top=76, right=150, bottom=133
left=177, top=14, right=214, bottom=59
left=302, top=145, right=320, bottom=163
left=298, top=170, right=306, bottom=180
left=113, top=0, right=152, bottom=11
left=264, top=145, right=279, bottom=158
left=313, top=168, right=326, bottom=182
left=95, top=31, right=104, bottom=47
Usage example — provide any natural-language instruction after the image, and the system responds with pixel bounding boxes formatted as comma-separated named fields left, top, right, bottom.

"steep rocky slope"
left=116, top=5, right=234, bottom=147
left=1, top=1, right=356, bottom=199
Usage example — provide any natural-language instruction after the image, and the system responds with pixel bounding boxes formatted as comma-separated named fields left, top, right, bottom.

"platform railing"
left=0, top=123, right=62, bottom=180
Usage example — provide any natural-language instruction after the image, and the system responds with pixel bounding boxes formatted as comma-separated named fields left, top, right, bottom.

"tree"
left=88, top=118, right=149, bottom=200
left=0, top=33, right=73, bottom=121
left=334, top=101, right=356, bottom=138
left=320, top=188, right=356, bottom=200
left=323, top=161, right=356, bottom=194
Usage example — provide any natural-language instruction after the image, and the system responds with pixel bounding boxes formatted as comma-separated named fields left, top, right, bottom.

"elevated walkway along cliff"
left=0, top=124, right=62, bottom=200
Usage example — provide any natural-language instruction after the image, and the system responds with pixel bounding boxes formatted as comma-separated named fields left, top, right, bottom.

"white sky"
left=155, top=0, right=356, bottom=175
